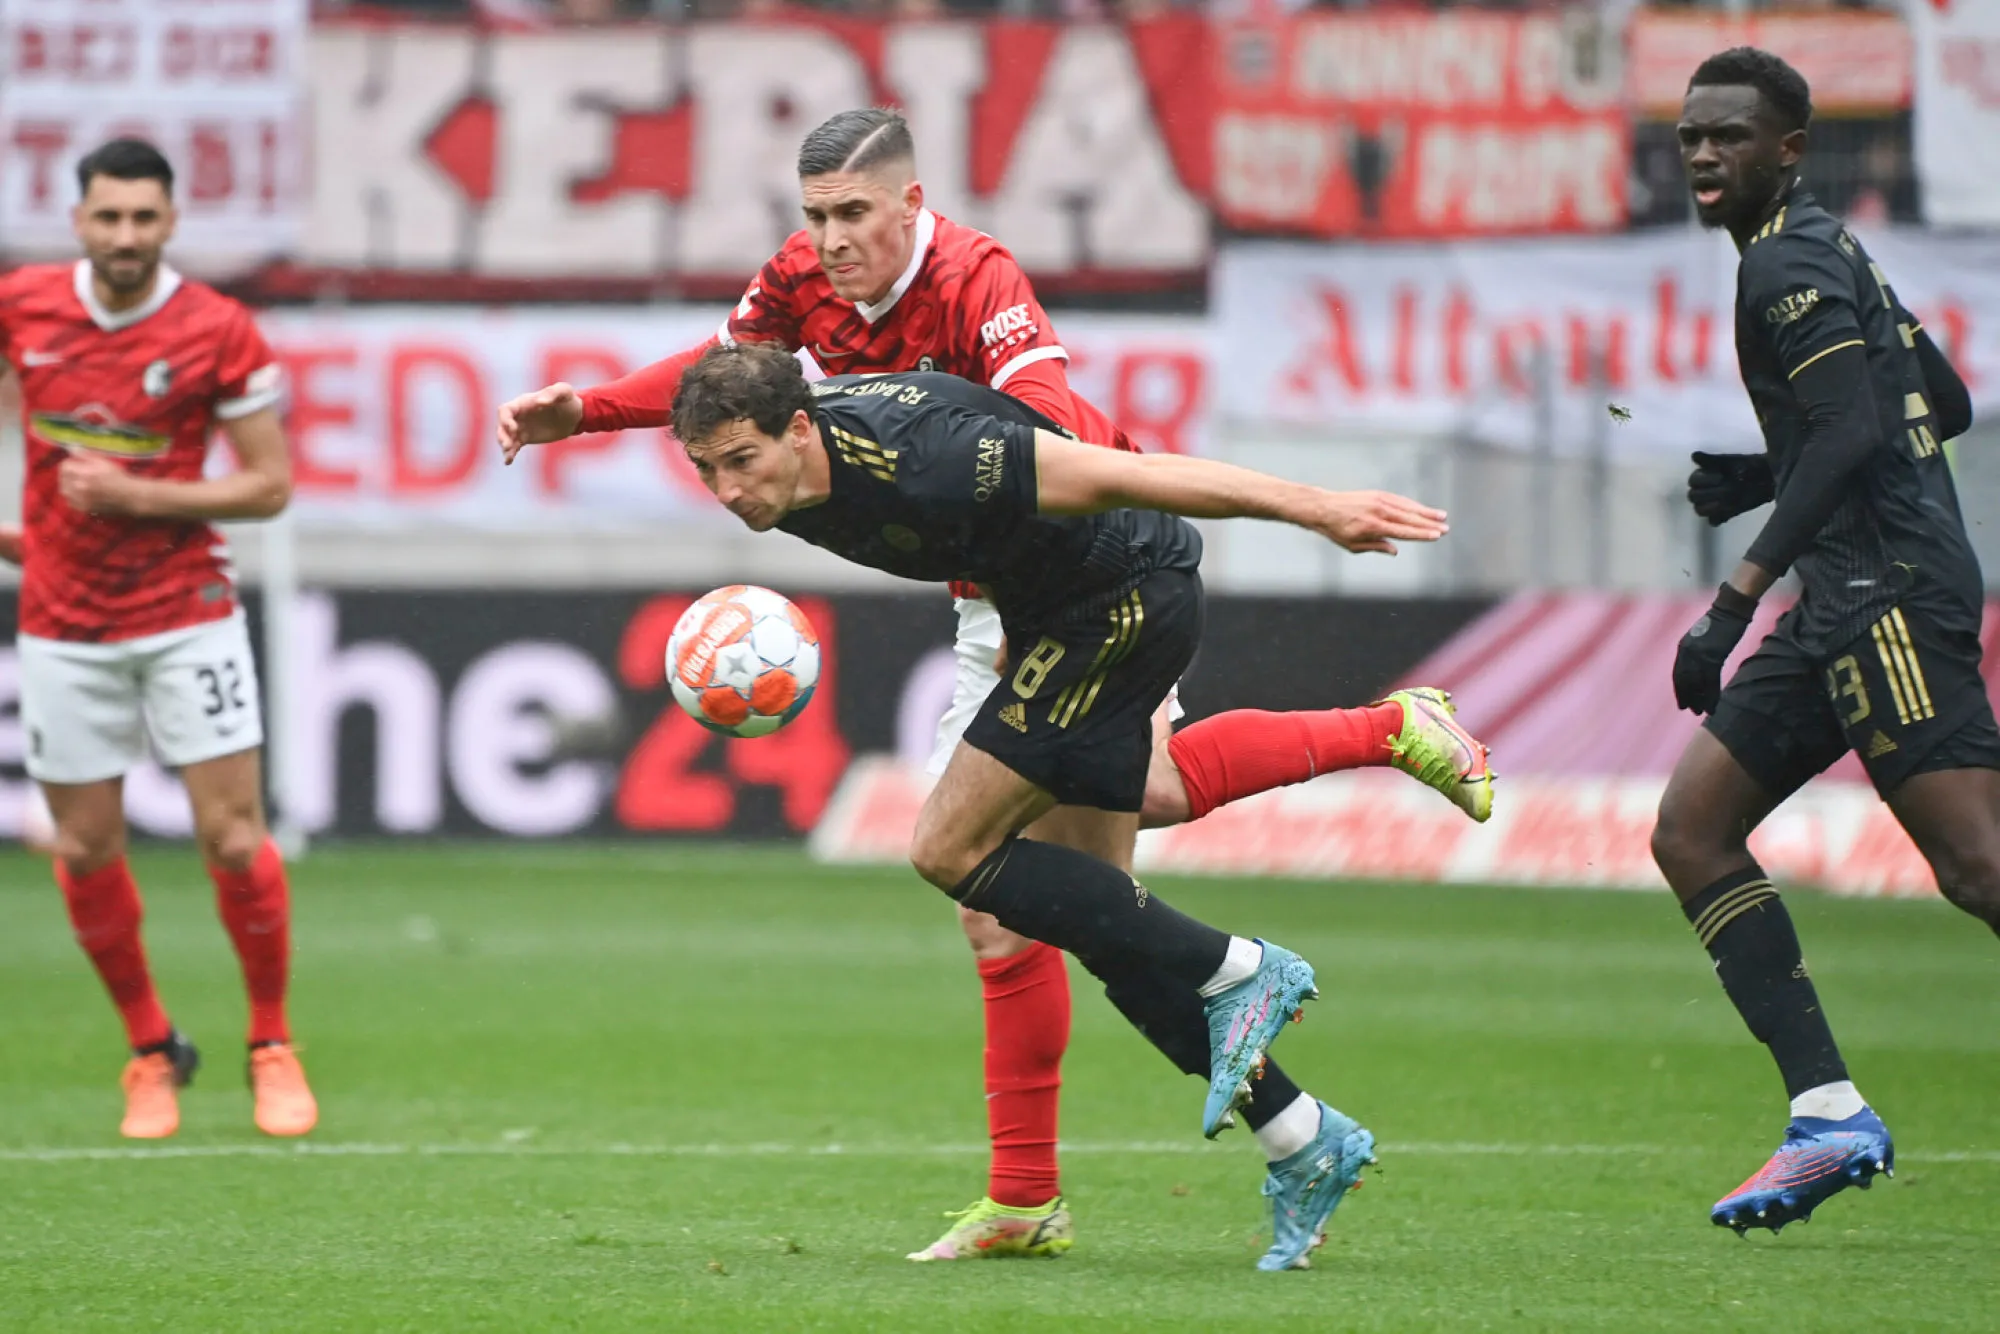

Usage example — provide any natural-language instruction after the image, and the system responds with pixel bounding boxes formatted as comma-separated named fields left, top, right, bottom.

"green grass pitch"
left=2, top=844, right=1997, bottom=1331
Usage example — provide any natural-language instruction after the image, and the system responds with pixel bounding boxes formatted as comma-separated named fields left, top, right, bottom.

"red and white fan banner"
left=1210, top=12, right=1628, bottom=237
left=810, top=759, right=1940, bottom=900
left=0, top=0, right=309, bottom=268
left=249, top=305, right=1211, bottom=529
left=1626, top=11, right=1913, bottom=118
left=1911, top=0, right=2000, bottom=228
left=1216, top=227, right=2000, bottom=460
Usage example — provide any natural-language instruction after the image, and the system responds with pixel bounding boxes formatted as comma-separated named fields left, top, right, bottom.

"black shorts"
left=1707, top=602, right=2000, bottom=801
left=962, top=566, right=1202, bottom=812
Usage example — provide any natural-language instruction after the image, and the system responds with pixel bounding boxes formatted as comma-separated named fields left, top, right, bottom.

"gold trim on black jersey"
left=827, top=424, right=898, bottom=483
left=1787, top=339, right=1865, bottom=379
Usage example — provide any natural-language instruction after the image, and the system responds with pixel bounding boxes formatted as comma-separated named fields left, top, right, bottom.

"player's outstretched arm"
left=1030, top=430, right=1446, bottom=555
left=495, top=381, right=586, bottom=464
left=497, top=338, right=727, bottom=464
left=0, top=524, right=20, bottom=566
left=57, top=406, right=292, bottom=522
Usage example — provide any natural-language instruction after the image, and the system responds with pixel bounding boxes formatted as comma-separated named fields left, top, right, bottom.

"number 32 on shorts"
left=197, top=660, right=249, bottom=718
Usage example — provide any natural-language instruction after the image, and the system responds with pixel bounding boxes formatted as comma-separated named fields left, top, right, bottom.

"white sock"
left=1790, top=1080, right=1866, bottom=1122
left=1197, top=936, right=1264, bottom=999
left=1254, top=1093, right=1323, bottom=1164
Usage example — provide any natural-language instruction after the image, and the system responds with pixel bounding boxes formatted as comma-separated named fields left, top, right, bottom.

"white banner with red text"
left=811, top=759, right=1940, bottom=900
left=251, top=305, right=1211, bottom=528
left=0, top=0, right=308, bottom=268
left=1216, top=227, right=2000, bottom=460
left=1911, top=0, right=2000, bottom=229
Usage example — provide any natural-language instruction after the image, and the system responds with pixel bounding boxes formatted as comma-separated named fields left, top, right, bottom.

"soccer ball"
left=666, top=585, right=821, bottom=737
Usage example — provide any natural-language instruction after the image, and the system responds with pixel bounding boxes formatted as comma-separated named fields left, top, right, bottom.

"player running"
left=0, top=140, right=315, bottom=1140
left=496, top=108, right=1492, bottom=1263
left=671, top=342, right=1451, bottom=1268
left=1654, top=49, right=1991, bottom=1234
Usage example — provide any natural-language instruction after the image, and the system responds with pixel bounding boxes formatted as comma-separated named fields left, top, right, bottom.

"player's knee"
left=1933, top=845, right=2000, bottom=927
left=909, top=827, right=985, bottom=894
left=1650, top=793, right=1740, bottom=887
left=51, top=820, right=124, bottom=878
left=1648, top=804, right=1698, bottom=883
left=957, top=903, right=1033, bottom=958
left=198, top=813, right=266, bottom=873
left=1138, top=762, right=1191, bottom=831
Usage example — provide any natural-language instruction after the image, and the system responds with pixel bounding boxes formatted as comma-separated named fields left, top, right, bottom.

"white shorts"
left=926, top=597, right=1182, bottom=778
left=18, top=611, right=264, bottom=784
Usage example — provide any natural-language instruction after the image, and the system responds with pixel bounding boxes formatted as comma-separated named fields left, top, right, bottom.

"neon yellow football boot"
left=1380, top=687, right=1495, bottom=823
left=905, top=1196, right=1073, bottom=1261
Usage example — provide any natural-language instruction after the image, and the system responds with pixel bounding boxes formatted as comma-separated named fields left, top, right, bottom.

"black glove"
left=1687, top=451, right=1774, bottom=526
left=1673, top=583, right=1757, bottom=715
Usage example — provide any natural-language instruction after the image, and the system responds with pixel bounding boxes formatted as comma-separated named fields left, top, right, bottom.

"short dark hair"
left=672, top=343, right=815, bottom=447
left=1688, top=47, right=1812, bottom=134
left=76, top=138, right=175, bottom=199
left=796, top=108, right=915, bottom=179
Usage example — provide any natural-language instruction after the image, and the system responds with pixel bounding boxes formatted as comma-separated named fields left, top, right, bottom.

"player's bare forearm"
left=1037, top=439, right=1304, bottom=519
left=118, top=469, right=291, bottom=522
left=79, top=405, right=293, bottom=521
left=1032, top=431, right=1447, bottom=554
left=1725, top=559, right=1778, bottom=602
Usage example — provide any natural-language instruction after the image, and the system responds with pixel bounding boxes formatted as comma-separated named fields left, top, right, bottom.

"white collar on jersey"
left=72, top=258, right=183, bottom=333
left=854, top=208, right=936, bottom=326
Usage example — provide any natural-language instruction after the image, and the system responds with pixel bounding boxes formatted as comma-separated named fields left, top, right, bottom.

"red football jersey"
left=721, top=209, right=1130, bottom=448
left=0, top=262, right=281, bottom=642
left=719, top=210, right=1138, bottom=600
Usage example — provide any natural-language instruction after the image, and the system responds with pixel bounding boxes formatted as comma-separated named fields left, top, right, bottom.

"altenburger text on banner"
left=1218, top=227, right=1998, bottom=460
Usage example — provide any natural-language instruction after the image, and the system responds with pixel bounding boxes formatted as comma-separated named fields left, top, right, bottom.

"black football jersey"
left=777, top=373, right=1201, bottom=622
left=1734, top=192, right=1983, bottom=654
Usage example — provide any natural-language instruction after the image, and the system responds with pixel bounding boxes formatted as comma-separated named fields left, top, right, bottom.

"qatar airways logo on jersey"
left=973, top=437, right=1006, bottom=501
left=979, top=305, right=1037, bottom=349
left=1765, top=288, right=1821, bottom=327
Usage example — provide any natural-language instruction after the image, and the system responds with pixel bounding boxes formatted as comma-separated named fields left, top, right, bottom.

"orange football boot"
left=249, top=1043, right=318, bottom=1137
left=120, top=1030, right=200, bottom=1139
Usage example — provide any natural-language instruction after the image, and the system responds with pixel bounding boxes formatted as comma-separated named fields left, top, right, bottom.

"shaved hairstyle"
left=796, top=109, right=915, bottom=179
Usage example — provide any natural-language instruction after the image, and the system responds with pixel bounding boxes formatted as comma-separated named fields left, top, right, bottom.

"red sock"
left=979, top=941, right=1069, bottom=1207
left=56, top=858, right=171, bottom=1051
left=1167, top=702, right=1405, bottom=821
left=208, top=838, right=292, bottom=1046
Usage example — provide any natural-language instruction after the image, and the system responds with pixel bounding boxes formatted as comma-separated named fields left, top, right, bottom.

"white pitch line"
left=3, top=1140, right=1997, bottom=1165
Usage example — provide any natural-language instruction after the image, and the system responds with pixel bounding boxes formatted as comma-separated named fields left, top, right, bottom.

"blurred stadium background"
left=4, top=0, right=1996, bottom=894
left=4, top=4, right=2000, bottom=1326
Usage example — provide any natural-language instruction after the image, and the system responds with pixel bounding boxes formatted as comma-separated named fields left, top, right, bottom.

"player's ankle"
left=1790, top=1080, right=1866, bottom=1122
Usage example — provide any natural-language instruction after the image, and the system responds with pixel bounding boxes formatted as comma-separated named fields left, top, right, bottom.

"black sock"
left=1243, top=1061, right=1306, bottom=1132
left=1086, top=953, right=1303, bottom=1129
left=1089, top=956, right=1209, bottom=1076
left=955, top=838, right=1230, bottom=990
left=1682, top=866, right=1848, bottom=1100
